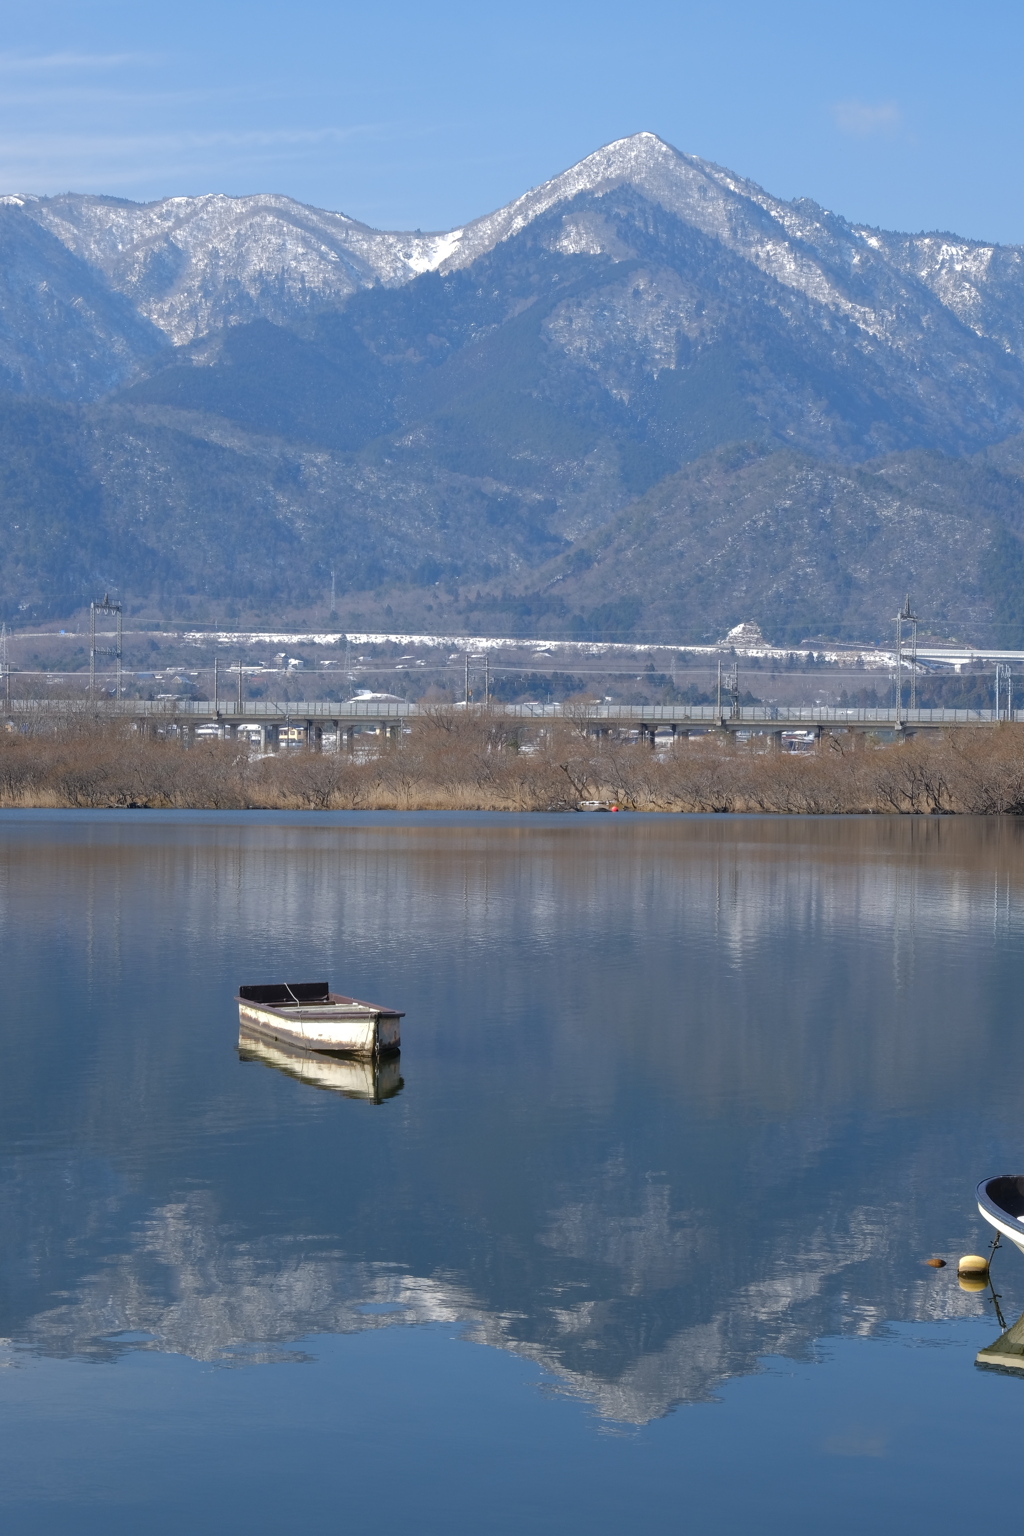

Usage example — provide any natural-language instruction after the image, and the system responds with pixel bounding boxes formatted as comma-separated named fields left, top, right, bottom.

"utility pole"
left=213, top=654, right=219, bottom=708
left=893, top=594, right=918, bottom=724
left=237, top=655, right=243, bottom=711
left=484, top=653, right=490, bottom=707
left=905, top=595, right=918, bottom=710
left=1, top=622, right=8, bottom=709
left=464, top=652, right=470, bottom=706
left=893, top=611, right=900, bottom=721
left=717, top=657, right=722, bottom=718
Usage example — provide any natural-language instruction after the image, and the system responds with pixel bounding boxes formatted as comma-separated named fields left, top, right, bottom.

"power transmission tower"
left=89, top=595, right=122, bottom=700
left=995, top=663, right=1013, bottom=721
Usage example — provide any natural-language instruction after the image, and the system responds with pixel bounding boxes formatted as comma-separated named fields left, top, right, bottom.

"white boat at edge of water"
left=237, top=982, right=403, bottom=1057
left=977, top=1176, right=1024, bottom=1255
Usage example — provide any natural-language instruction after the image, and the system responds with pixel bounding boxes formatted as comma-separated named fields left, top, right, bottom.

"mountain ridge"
left=4, top=133, right=1024, bottom=642
left=8, top=132, right=1024, bottom=359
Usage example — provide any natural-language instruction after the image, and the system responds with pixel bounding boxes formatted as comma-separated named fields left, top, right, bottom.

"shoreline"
left=5, top=714, right=1024, bottom=816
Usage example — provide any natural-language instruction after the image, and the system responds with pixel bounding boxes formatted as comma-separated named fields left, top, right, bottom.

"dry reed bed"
left=4, top=713, right=1024, bottom=813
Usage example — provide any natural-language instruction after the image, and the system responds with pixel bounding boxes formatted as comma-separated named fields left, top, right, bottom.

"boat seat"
left=239, top=982, right=331, bottom=1007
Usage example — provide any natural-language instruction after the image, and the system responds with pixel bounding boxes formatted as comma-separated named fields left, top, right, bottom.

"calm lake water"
left=3, top=809, right=1024, bottom=1533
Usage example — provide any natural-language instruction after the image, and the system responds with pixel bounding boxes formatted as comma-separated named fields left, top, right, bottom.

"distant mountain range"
left=4, top=132, right=1024, bottom=642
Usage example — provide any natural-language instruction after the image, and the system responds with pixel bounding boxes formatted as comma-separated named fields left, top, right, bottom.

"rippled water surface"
left=3, top=810, right=1024, bottom=1533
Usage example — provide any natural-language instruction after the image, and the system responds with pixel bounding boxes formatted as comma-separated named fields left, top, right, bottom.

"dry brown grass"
left=5, top=713, right=1024, bottom=813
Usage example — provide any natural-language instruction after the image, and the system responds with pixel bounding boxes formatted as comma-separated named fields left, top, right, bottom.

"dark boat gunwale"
left=237, top=982, right=404, bottom=1019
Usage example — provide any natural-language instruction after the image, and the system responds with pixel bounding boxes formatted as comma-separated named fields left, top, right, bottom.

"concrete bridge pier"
left=261, top=723, right=280, bottom=753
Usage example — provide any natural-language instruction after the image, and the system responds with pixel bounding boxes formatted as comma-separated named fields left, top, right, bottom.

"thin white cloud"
left=832, top=99, right=902, bottom=138
left=0, top=126, right=375, bottom=156
left=0, top=90, right=231, bottom=108
left=0, top=52, right=160, bottom=73
left=0, top=125, right=389, bottom=194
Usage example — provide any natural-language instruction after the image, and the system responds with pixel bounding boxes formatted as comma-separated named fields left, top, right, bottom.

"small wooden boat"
left=976, top=1175, right=1024, bottom=1254
left=238, top=1029, right=403, bottom=1102
left=237, top=982, right=403, bottom=1057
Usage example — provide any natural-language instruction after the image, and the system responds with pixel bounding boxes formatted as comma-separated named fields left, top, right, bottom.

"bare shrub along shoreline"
left=4, top=712, right=1024, bottom=814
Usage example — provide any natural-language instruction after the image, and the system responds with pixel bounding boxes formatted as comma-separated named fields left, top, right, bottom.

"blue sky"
left=0, top=0, right=1022, bottom=242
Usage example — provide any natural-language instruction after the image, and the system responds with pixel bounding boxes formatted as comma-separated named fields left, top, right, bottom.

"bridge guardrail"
left=4, top=699, right=1023, bottom=727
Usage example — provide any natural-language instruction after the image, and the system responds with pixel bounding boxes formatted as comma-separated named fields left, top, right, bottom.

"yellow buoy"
left=958, top=1254, right=990, bottom=1275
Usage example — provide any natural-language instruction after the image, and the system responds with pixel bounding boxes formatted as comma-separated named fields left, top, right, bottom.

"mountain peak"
left=418, top=131, right=801, bottom=280
left=7, top=131, right=1022, bottom=372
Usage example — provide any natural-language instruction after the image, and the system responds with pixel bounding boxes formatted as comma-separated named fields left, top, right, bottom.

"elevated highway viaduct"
left=5, top=698, right=1021, bottom=746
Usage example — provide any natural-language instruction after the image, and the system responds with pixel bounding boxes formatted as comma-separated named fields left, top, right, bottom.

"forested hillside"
left=4, top=133, right=1024, bottom=643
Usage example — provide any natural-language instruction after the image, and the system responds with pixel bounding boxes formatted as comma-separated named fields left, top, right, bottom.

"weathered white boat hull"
left=976, top=1175, right=1024, bottom=1255
left=976, top=1205, right=1024, bottom=1255
left=238, top=1001, right=400, bottom=1055
left=236, top=984, right=403, bottom=1057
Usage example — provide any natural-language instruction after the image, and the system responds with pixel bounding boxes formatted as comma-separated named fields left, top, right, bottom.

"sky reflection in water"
left=2, top=810, right=1024, bottom=1533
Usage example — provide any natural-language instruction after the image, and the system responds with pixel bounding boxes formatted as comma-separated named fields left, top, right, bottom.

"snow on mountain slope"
left=863, top=229, right=1024, bottom=358
left=439, top=134, right=1024, bottom=367
left=17, top=191, right=465, bottom=344
left=0, top=202, right=165, bottom=395
left=7, top=131, right=1024, bottom=384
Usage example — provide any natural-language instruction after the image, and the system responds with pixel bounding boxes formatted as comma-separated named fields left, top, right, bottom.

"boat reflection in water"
left=238, top=1029, right=404, bottom=1103
left=976, top=1309, right=1024, bottom=1375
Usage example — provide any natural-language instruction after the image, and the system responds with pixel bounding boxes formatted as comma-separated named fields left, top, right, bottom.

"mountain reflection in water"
left=2, top=812, right=1024, bottom=1426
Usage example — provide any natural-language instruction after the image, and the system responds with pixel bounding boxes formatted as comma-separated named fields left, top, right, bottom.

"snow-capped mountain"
left=5, top=133, right=1024, bottom=639
left=8, top=132, right=1024, bottom=362
left=10, top=189, right=464, bottom=345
